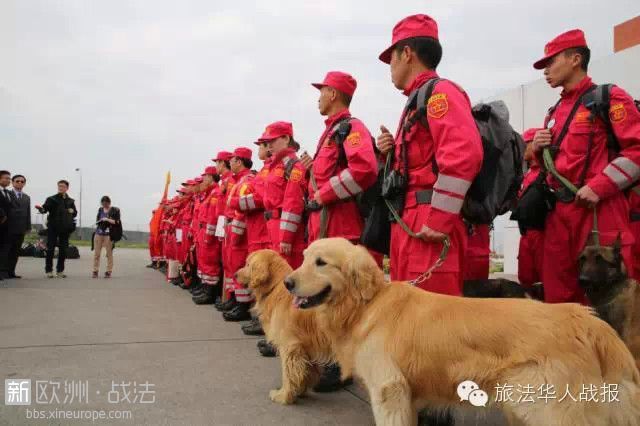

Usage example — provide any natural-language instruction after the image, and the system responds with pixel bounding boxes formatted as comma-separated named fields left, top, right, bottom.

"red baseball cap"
left=253, top=139, right=266, bottom=146
left=176, top=188, right=186, bottom=194
left=533, top=29, right=587, bottom=70
left=258, top=121, right=293, bottom=142
left=201, top=166, right=218, bottom=176
left=212, top=151, right=233, bottom=162
left=522, top=128, right=541, bottom=142
left=233, top=147, right=252, bottom=160
left=379, top=14, right=439, bottom=64
left=183, top=179, right=196, bottom=186
left=194, top=176, right=203, bottom=183
left=312, top=71, right=357, bottom=97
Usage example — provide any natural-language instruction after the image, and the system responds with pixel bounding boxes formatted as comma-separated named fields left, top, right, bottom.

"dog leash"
left=409, top=237, right=450, bottom=286
left=543, top=147, right=600, bottom=246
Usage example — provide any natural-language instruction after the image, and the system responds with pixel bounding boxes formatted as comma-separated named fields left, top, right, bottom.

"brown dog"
left=236, top=249, right=332, bottom=405
left=286, top=238, right=640, bottom=426
left=579, top=234, right=640, bottom=369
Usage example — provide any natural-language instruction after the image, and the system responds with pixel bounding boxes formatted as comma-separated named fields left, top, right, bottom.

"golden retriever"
left=285, top=238, right=640, bottom=426
left=236, top=249, right=332, bottom=404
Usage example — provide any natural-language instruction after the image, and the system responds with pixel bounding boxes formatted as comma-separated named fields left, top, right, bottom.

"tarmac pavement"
left=0, top=247, right=505, bottom=425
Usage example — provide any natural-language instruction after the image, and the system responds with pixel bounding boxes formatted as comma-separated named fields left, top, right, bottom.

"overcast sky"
left=1, top=1, right=638, bottom=231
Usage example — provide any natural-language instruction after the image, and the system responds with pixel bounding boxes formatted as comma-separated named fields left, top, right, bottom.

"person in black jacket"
left=36, top=180, right=77, bottom=278
left=92, top=196, right=121, bottom=278
left=7, top=175, right=31, bottom=279
left=0, top=170, right=14, bottom=281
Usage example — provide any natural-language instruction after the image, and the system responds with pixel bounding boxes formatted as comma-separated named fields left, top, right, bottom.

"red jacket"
left=203, top=184, right=223, bottom=245
left=543, top=76, right=640, bottom=199
left=228, top=161, right=271, bottom=248
left=264, top=148, right=307, bottom=245
left=308, top=109, right=378, bottom=241
left=392, top=70, right=483, bottom=234
left=225, top=168, right=252, bottom=246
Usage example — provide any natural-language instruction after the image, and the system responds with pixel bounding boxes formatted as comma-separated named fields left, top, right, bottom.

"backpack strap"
left=330, top=117, right=353, bottom=169
left=283, top=157, right=300, bottom=180
left=582, top=84, right=619, bottom=157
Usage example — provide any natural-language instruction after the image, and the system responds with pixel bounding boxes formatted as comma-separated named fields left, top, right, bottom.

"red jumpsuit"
left=224, top=169, right=253, bottom=303
left=177, top=196, right=194, bottom=265
left=463, top=224, right=491, bottom=281
left=264, top=148, right=308, bottom=268
left=308, top=109, right=378, bottom=243
left=196, top=185, right=221, bottom=286
left=390, top=71, right=483, bottom=295
left=516, top=165, right=545, bottom=287
left=629, top=187, right=640, bottom=280
left=541, top=76, right=640, bottom=303
left=229, top=161, right=271, bottom=254
left=216, top=171, right=235, bottom=297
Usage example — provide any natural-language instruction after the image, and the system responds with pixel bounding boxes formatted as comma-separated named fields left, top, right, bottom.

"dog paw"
left=270, top=389, right=295, bottom=405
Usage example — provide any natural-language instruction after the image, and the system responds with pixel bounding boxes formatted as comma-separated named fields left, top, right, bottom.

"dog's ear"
left=342, top=245, right=384, bottom=302
left=612, top=232, right=622, bottom=254
left=250, top=254, right=270, bottom=287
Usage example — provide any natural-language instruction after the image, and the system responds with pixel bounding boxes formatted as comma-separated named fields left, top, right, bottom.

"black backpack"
left=404, top=78, right=525, bottom=224
left=330, top=118, right=383, bottom=218
left=582, top=84, right=640, bottom=159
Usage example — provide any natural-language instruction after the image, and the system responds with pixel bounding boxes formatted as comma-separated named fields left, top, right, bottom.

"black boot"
left=241, top=318, right=264, bottom=336
left=313, top=363, right=353, bottom=393
left=190, top=281, right=205, bottom=295
left=146, top=261, right=157, bottom=269
left=169, top=277, right=182, bottom=286
left=223, top=302, right=251, bottom=321
left=257, top=339, right=277, bottom=357
left=417, top=408, right=455, bottom=426
left=215, top=295, right=237, bottom=312
left=193, top=285, right=216, bottom=305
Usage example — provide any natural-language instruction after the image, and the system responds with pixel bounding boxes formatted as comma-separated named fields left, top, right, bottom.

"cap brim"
left=378, top=45, right=394, bottom=64
left=533, top=55, right=553, bottom=70
left=311, top=83, right=325, bottom=90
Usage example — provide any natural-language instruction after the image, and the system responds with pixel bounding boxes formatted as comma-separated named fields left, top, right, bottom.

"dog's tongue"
left=292, top=296, right=308, bottom=308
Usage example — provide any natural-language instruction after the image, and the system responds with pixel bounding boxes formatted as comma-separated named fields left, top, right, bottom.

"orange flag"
left=149, top=171, right=171, bottom=237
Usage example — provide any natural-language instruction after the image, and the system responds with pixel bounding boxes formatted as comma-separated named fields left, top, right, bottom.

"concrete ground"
left=0, top=247, right=504, bottom=425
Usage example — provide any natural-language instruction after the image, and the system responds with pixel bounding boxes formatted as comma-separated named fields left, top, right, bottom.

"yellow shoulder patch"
left=346, top=132, right=361, bottom=148
left=427, top=93, right=448, bottom=119
left=609, top=103, right=627, bottom=123
left=289, top=168, right=303, bottom=182
left=209, top=197, right=218, bottom=205
left=274, top=168, right=284, bottom=177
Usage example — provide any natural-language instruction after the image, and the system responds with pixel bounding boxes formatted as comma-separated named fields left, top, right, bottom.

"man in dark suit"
left=7, top=175, right=31, bottom=279
left=0, top=170, right=14, bottom=281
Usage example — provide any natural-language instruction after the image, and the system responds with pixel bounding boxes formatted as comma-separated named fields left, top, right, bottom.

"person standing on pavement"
left=36, top=180, right=78, bottom=278
left=0, top=170, right=14, bottom=281
left=6, top=175, right=31, bottom=279
left=92, top=196, right=121, bottom=279
left=530, top=29, right=640, bottom=303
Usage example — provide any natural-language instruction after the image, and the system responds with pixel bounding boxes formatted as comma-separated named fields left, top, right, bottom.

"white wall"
left=485, top=45, right=640, bottom=276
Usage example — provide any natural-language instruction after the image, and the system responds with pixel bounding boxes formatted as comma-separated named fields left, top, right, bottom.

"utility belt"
left=264, top=209, right=281, bottom=220
left=403, top=190, right=433, bottom=209
left=631, top=211, right=640, bottom=222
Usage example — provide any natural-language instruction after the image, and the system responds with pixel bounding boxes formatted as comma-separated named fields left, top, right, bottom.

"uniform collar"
left=324, top=109, right=351, bottom=127
left=403, top=70, right=439, bottom=96
left=234, top=168, right=251, bottom=179
left=560, top=75, right=593, bottom=100
left=273, top=147, right=296, bottom=164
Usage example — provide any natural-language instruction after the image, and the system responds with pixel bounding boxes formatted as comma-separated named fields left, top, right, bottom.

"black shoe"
left=8, top=274, right=21, bottom=279
left=190, top=282, right=205, bottom=295
left=216, top=295, right=237, bottom=312
left=169, top=277, right=181, bottom=286
left=193, top=285, right=216, bottom=305
left=313, top=363, right=353, bottom=393
left=242, top=318, right=264, bottom=336
left=223, top=303, right=251, bottom=321
left=257, top=339, right=277, bottom=357
left=146, top=262, right=156, bottom=268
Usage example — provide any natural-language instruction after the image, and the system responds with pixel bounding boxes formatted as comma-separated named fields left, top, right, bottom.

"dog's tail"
left=592, top=317, right=640, bottom=425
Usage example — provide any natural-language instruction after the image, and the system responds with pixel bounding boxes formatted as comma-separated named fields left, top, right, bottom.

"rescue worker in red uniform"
left=462, top=224, right=491, bottom=281
left=192, top=166, right=222, bottom=304
left=300, top=71, right=378, bottom=245
left=221, top=147, right=255, bottom=322
left=530, top=29, right=640, bottom=303
left=261, top=121, right=308, bottom=269
left=517, top=128, right=545, bottom=288
left=177, top=179, right=197, bottom=267
left=228, top=141, right=272, bottom=334
left=630, top=186, right=640, bottom=280
left=376, top=15, right=483, bottom=295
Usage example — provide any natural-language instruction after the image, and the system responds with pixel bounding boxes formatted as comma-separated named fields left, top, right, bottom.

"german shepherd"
left=578, top=233, right=640, bottom=368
